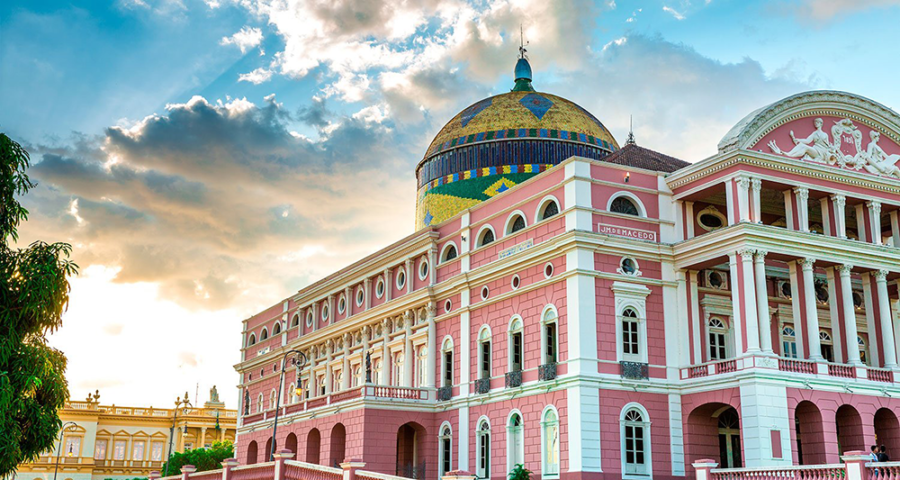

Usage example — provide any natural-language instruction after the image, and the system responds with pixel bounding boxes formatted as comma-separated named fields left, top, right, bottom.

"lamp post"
left=269, top=348, right=307, bottom=461
left=53, top=421, right=77, bottom=480
left=164, top=392, right=193, bottom=477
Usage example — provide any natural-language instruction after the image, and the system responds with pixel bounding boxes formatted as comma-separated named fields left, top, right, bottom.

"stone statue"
left=365, top=351, right=372, bottom=383
left=209, top=385, right=220, bottom=403
left=768, top=118, right=840, bottom=163
left=863, top=131, right=900, bottom=177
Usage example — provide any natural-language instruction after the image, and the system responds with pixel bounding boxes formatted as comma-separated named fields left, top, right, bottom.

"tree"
left=161, top=441, right=235, bottom=476
left=0, top=133, right=77, bottom=475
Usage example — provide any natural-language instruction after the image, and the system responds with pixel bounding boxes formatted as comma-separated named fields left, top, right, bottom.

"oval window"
left=708, top=271, right=724, bottom=289
left=699, top=213, right=723, bottom=229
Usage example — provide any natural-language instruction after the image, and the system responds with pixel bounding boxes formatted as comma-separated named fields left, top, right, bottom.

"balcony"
left=505, top=370, right=523, bottom=388
left=680, top=355, right=898, bottom=384
left=539, top=362, right=557, bottom=381
left=437, top=386, right=452, bottom=401
left=475, top=377, right=491, bottom=394
left=620, top=361, right=649, bottom=380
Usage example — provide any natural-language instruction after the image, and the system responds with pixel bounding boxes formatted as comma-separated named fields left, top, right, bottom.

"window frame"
left=508, top=316, right=524, bottom=373
left=535, top=195, right=561, bottom=221
left=475, top=225, right=496, bottom=248
left=620, top=403, right=652, bottom=479
left=541, top=305, right=559, bottom=365
left=505, top=210, right=527, bottom=236
left=781, top=326, right=798, bottom=359
left=478, top=325, right=492, bottom=380
left=441, top=337, right=454, bottom=388
left=440, top=242, right=459, bottom=263
left=476, top=417, right=491, bottom=480
left=541, top=406, right=561, bottom=479
left=438, top=422, right=453, bottom=478
left=708, top=317, right=730, bottom=361
left=607, top=192, right=646, bottom=217
left=506, top=410, right=525, bottom=474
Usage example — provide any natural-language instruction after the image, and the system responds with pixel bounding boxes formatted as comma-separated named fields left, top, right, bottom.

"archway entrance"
left=795, top=401, right=826, bottom=465
left=875, top=408, right=900, bottom=456
left=246, top=441, right=258, bottom=465
left=396, top=422, right=426, bottom=479
left=307, top=428, right=321, bottom=464
left=285, top=433, right=298, bottom=457
left=836, top=405, right=864, bottom=454
left=330, top=424, right=346, bottom=467
left=264, top=437, right=276, bottom=462
left=718, top=408, right=742, bottom=468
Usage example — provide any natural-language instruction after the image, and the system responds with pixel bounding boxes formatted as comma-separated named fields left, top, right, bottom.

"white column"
left=341, top=333, right=351, bottom=390
left=325, top=341, right=334, bottom=394
left=381, top=319, right=391, bottom=384
left=459, top=289, right=471, bottom=396
left=685, top=201, right=695, bottom=239
left=426, top=308, right=437, bottom=389
left=344, top=287, right=351, bottom=318
left=676, top=270, right=691, bottom=365
left=737, top=176, right=751, bottom=222
left=868, top=200, right=883, bottom=245
left=754, top=251, right=773, bottom=354
left=838, top=265, right=862, bottom=365
left=405, top=259, right=413, bottom=295
left=429, top=247, right=438, bottom=285
left=890, top=211, right=900, bottom=247
left=361, top=327, right=370, bottom=384
left=784, top=190, right=795, bottom=230
left=690, top=271, right=702, bottom=363
left=875, top=270, right=898, bottom=368
left=383, top=269, right=392, bottom=301
left=740, top=249, right=761, bottom=352
left=750, top=178, right=762, bottom=223
left=728, top=254, right=745, bottom=355
left=856, top=204, right=868, bottom=242
left=403, top=315, right=414, bottom=387
left=862, top=273, right=881, bottom=367
left=801, top=258, right=823, bottom=360
left=458, top=406, right=469, bottom=471
left=788, top=262, right=806, bottom=358
left=725, top=179, right=736, bottom=225
left=820, top=197, right=832, bottom=236
left=364, top=278, right=371, bottom=310
left=308, top=346, right=317, bottom=396
left=832, top=194, right=847, bottom=239
left=794, top=187, right=809, bottom=232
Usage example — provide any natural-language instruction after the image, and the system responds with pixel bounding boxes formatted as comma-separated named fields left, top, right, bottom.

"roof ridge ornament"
left=626, top=115, right=636, bottom=146
left=512, top=24, right=535, bottom=92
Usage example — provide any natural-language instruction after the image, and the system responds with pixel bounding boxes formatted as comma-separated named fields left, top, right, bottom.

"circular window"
left=397, top=270, right=406, bottom=289
left=306, top=312, right=313, bottom=327
left=511, top=275, right=521, bottom=290
left=322, top=304, right=329, bottom=320
left=780, top=281, right=792, bottom=298
left=376, top=278, right=385, bottom=298
left=356, top=288, right=365, bottom=306
left=708, top=271, right=724, bottom=289
left=338, top=296, right=346, bottom=314
left=620, top=257, right=638, bottom=275
left=419, top=260, right=429, bottom=280
left=815, top=282, right=829, bottom=303
left=697, top=207, right=727, bottom=231
left=444, top=299, right=452, bottom=313
left=544, top=263, right=554, bottom=278
left=481, top=286, right=489, bottom=300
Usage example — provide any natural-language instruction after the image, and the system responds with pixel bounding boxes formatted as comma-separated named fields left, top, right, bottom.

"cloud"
left=791, top=0, right=900, bottom=21
left=220, top=26, right=264, bottom=54
left=663, top=6, right=686, bottom=20
left=238, top=67, right=273, bottom=84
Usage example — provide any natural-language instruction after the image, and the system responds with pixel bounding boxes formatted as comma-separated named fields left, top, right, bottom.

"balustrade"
left=620, top=361, right=650, bottom=380
left=505, top=370, right=523, bottom=388
left=539, top=362, right=557, bottom=381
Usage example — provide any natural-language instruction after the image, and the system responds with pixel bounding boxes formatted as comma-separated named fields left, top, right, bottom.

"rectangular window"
left=94, top=440, right=107, bottom=460
left=441, top=438, right=451, bottom=476
left=151, top=442, right=164, bottom=461
left=622, top=320, right=640, bottom=356
left=480, top=341, right=491, bottom=378
left=821, top=344, right=834, bottom=363
left=64, top=436, right=81, bottom=457
left=545, top=323, right=557, bottom=363
left=443, top=351, right=453, bottom=387
left=511, top=332, right=522, bottom=371
left=783, top=340, right=797, bottom=358
left=709, top=333, right=727, bottom=360
left=114, top=441, right=126, bottom=460
left=132, top=441, right=145, bottom=461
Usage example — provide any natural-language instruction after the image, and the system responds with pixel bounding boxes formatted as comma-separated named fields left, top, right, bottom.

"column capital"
left=736, top=176, right=751, bottom=190
left=831, top=193, right=846, bottom=206
left=750, top=177, right=762, bottom=191
left=799, top=257, right=816, bottom=269
left=364, top=277, right=371, bottom=286
left=794, top=186, right=809, bottom=200
left=837, top=264, right=854, bottom=275
left=875, top=269, right=889, bottom=281
left=738, top=248, right=756, bottom=260
left=754, top=250, right=767, bottom=261
left=867, top=199, right=882, bottom=212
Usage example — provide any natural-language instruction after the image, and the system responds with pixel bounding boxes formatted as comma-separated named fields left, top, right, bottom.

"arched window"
left=273, top=322, right=282, bottom=335
left=509, top=317, right=523, bottom=372
left=248, top=334, right=257, bottom=346
left=392, top=353, right=404, bottom=386
left=260, top=328, right=269, bottom=341
left=507, top=213, right=526, bottom=235
left=708, top=318, right=728, bottom=361
left=373, top=359, right=383, bottom=385
left=442, top=244, right=458, bottom=263
left=415, top=345, right=428, bottom=387
left=477, top=227, right=495, bottom=247
left=442, top=338, right=454, bottom=388
left=622, top=308, right=640, bottom=359
left=476, top=419, right=491, bottom=479
left=351, top=365, right=361, bottom=388
left=542, top=308, right=558, bottom=365
left=507, top=413, right=524, bottom=473
left=269, top=390, right=277, bottom=410
left=621, top=407, right=650, bottom=476
left=257, top=394, right=263, bottom=413
left=288, top=383, right=296, bottom=404
left=609, top=195, right=641, bottom=216
left=439, top=424, right=453, bottom=478
left=542, top=408, right=560, bottom=478
left=782, top=326, right=797, bottom=359
left=540, top=200, right=559, bottom=220
left=479, top=327, right=492, bottom=379
left=819, top=330, right=834, bottom=363
left=858, top=336, right=869, bottom=366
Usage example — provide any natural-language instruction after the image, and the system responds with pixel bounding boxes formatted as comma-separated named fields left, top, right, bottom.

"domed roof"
left=422, top=90, right=618, bottom=162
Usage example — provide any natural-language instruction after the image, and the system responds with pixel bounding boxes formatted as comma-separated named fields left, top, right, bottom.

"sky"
left=4, top=0, right=900, bottom=409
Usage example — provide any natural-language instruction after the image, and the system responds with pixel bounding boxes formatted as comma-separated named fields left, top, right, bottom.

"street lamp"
left=269, top=348, right=307, bottom=461
left=53, top=421, right=77, bottom=480
left=164, top=392, right=193, bottom=477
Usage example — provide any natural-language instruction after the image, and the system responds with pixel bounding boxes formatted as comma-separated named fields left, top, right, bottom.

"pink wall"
left=599, top=390, right=672, bottom=476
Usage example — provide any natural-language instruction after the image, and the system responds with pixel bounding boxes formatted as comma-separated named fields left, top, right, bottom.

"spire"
left=512, top=24, right=534, bottom=92
left=626, top=115, right=636, bottom=146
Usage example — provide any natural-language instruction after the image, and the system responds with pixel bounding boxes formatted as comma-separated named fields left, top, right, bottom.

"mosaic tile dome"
left=415, top=58, right=619, bottom=229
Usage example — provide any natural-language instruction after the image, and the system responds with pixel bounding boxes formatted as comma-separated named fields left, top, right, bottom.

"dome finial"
left=512, top=24, right=534, bottom=92
left=626, top=115, right=637, bottom=146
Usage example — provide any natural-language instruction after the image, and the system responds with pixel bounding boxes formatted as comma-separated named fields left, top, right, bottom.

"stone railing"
left=779, top=358, right=817, bottom=374
left=828, top=363, right=855, bottom=379
left=693, top=451, right=873, bottom=480
left=866, top=367, right=894, bottom=383
left=242, top=386, right=431, bottom=425
left=149, top=453, right=414, bottom=480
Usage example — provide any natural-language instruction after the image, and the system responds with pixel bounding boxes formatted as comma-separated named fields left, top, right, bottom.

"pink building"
left=233, top=59, right=900, bottom=480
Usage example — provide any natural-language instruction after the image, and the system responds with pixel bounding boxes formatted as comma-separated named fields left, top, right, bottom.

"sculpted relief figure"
left=863, top=131, right=900, bottom=177
left=768, top=118, right=840, bottom=163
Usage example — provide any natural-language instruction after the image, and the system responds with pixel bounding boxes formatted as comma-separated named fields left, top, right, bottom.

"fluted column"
left=832, top=194, right=847, bottom=239
left=341, top=333, right=351, bottom=390
left=875, top=270, right=898, bottom=368
left=801, top=258, right=823, bottom=360
left=405, top=259, right=413, bottom=295
left=325, top=341, right=333, bottom=394
left=381, top=319, right=391, bottom=384
left=751, top=178, right=762, bottom=223
left=363, top=278, right=371, bottom=310
left=308, top=346, right=317, bottom=396
left=737, top=176, right=751, bottom=222
left=361, top=326, right=370, bottom=384
left=868, top=201, right=883, bottom=245
left=838, top=265, right=862, bottom=365
left=403, top=311, right=414, bottom=387
left=343, top=287, right=352, bottom=318
left=739, top=249, right=761, bottom=352
left=754, top=251, right=773, bottom=353
left=795, top=187, right=810, bottom=232
left=426, top=303, right=437, bottom=388
left=383, top=269, right=392, bottom=301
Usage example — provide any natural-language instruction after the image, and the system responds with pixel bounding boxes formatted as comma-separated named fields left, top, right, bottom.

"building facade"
left=234, top=60, right=900, bottom=480
left=18, top=390, right=237, bottom=480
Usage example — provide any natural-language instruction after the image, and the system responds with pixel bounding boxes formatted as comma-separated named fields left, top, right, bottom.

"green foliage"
left=0, top=133, right=78, bottom=476
left=162, top=441, right=234, bottom=476
left=507, top=464, right=532, bottom=480
left=104, top=477, right=148, bottom=480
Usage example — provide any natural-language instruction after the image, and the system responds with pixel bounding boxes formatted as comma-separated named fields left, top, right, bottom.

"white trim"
left=612, top=282, right=651, bottom=364
left=607, top=191, right=648, bottom=217
left=260, top=327, right=269, bottom=341
left=444, top=299, right=452, bottom=313
left=337, top=295, right=346, bottom=315
left=544, top=262, right=555, bottom=278
left=418, top=256, right=429, bottom=281
left=355, top=287, right=365, bottom=307
left=506, top=409, right=525, bottom=474
left=290, top=313, right=300, bottom=328
left=247, top=333, right=257, bottom=346
left=272, top=321, right=282, bottom=335
left=535, top=195, right=561, bottom=222
left=440, top=241, right=459, bottom=263
left=504, top=210, right=528, bottom=235
left=541, top=305, right=559, bottom=365
left=481, top=285, right=490, bottom=300
left=375, top=276, right=386, bottom=299
left=540, top=404, right=561, bottom=479
left=511, top=274, right=521, bottom=290
left=508, top=315, right=524, bottom=372
left=438, top=421, right=453, bottom=478
left=475, top=224, right=497, bottom=248
left=395, top=268, right=406, bottom=290
left=618, top=256, right=642, bottom=277
left=620, top=403, right=653, bottom=480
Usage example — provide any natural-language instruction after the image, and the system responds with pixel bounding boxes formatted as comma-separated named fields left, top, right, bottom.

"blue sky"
left=3, top=0, right=900, bottom=407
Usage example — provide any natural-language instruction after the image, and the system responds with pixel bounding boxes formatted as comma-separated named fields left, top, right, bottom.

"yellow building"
left=17, top=389, right=237, bottom=480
